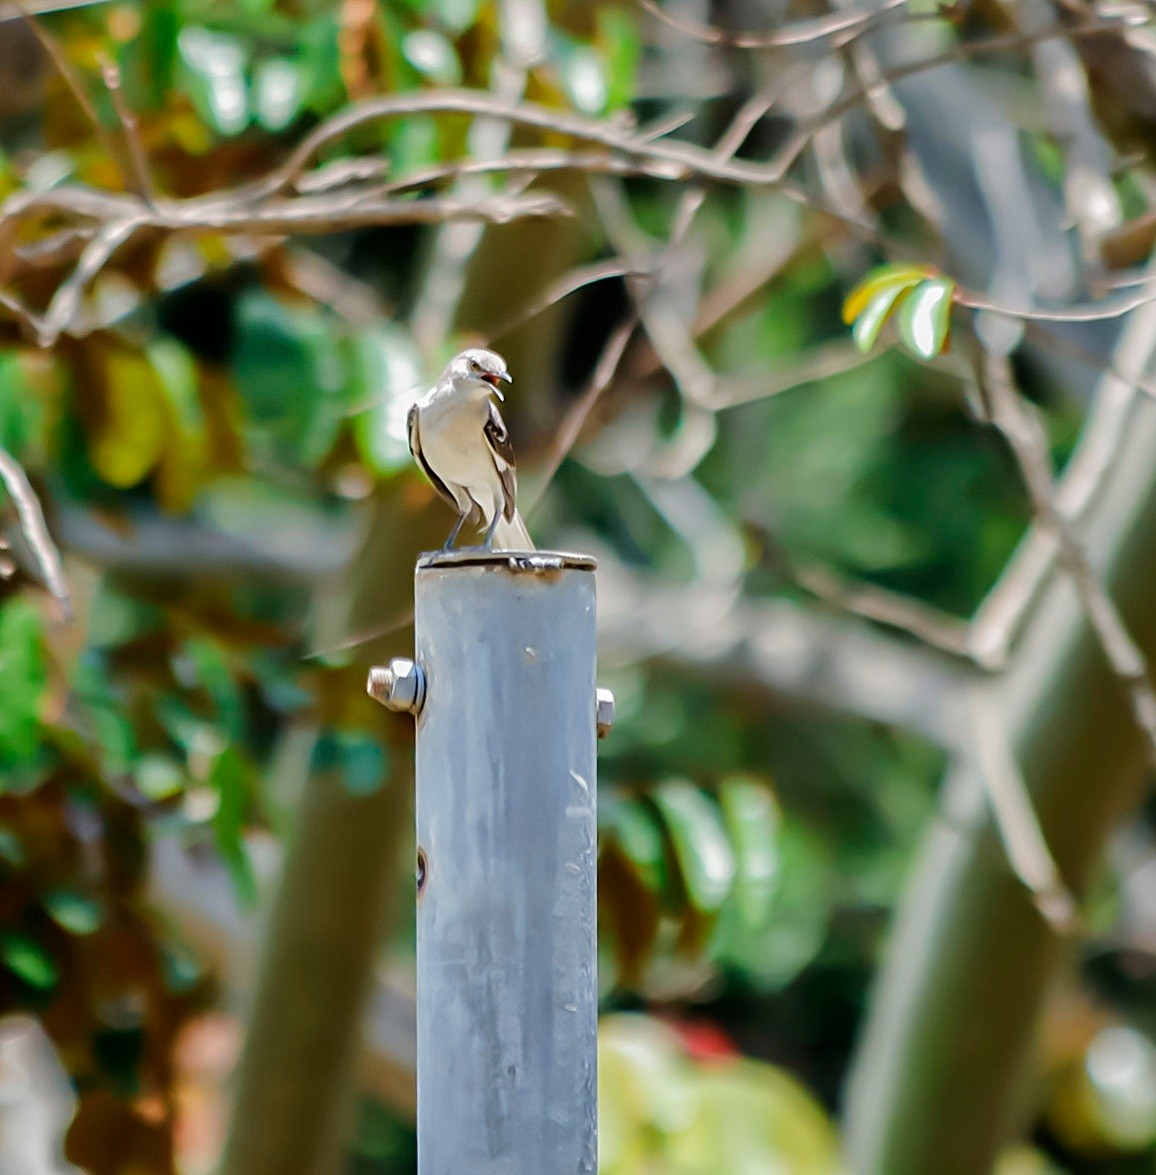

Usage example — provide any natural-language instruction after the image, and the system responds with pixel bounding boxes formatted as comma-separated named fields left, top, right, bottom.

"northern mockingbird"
left=408, top=347, right=534, bottom=550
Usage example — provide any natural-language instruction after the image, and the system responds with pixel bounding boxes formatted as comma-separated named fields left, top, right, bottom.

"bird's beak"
left=482, top=370, right=511, bottom=399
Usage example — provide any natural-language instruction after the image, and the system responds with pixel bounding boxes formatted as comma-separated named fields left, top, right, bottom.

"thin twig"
left=15, top=0, right=139, bottom=196
left=791, top=561, right=974, bottom=660
left=968, top=688, right=1080, bottom=933
left=526, top=315, right=638, bottom=511
left=636, top=0, right=938, bottom=51
left=980, top=350, right=1156, bottom=766
left=485, top=259, right=649, bottom=341
left=99, top=58, right=155, bottom=204
left=0, top=446, right=70, bottom=619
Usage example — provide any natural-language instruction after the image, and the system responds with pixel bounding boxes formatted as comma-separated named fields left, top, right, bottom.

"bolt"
left=596, top=687, right=615, bottom=739
left=367, top=658, right=426, bottom=715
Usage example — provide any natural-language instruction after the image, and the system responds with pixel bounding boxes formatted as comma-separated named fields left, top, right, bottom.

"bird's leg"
left=442, top=512, right=468, bottom=550
left=482, top=509, right=501, bottom=550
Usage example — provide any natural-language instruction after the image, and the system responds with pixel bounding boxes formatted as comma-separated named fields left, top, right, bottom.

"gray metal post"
left=369, top=550, right=605, bottom=1175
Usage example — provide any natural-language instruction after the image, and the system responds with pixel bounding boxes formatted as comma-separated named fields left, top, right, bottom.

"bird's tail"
left=492, top=509, right=535, bottom=551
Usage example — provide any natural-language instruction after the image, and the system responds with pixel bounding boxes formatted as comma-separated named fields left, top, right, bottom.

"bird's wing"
left=408, top=402, right=460, bottom=513
left=484, top=400, right=518, bottom=521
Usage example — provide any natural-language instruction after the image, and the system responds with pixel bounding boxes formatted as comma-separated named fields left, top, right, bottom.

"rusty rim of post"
left=416, top=550, right=596, bottom=573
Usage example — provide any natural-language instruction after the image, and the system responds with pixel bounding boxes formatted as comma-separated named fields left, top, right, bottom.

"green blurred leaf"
left=178, top=26, right=250, bottom=136
left=0, top=827, right=24, bottom=866
left=597, top=9, right=641, bottom=112
left=253, top=57, right=305, bottom=132
left=350, top=326, right=423, bottom=475
left=602, top=795, right=666, bottom=894
left=651, top=780, right=736, bottom=914
left=176, top=637, right=244, bottom=742
left=135, top=753, right=186, bottom=800
left=2, top=933, right=58, bottom=990
left=556, top=37, right=609, bottom=115
left=312, top=729, right=389, bottom=796
left=43, top=890, right=104, bottom=936
left=718, top=776, right=780, bottom=927
left=896, top=278, right=955, bottom=360
left=403, top=30, right=461, bottom=85
left=0, top=598, right=47, bottom=772
left=210, top=746, right=256, bottom=906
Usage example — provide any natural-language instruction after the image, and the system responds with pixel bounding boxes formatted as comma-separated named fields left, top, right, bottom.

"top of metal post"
left=416, top=550, right=597, bottom=574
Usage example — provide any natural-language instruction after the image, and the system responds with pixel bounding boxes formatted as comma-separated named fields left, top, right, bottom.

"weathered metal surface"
left=413, top=549, right=598, bottom=1175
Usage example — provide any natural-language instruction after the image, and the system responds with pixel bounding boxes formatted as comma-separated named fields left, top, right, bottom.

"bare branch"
left=99, top=57, right=155, bottom=204
left=636, top=0, right=935, bottom=51
left=527, top=315, right=639, bottom=512
left=0, top=446, right=70, bottom=618
left=486, top=259, right=649, bottom=341
left=980, top=349, right=1156, bottom=765
left=968, top=688, right=1081, bottom=933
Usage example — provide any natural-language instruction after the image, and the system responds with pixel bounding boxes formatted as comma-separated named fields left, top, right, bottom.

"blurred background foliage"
left=2, top=0, right=1156, bottom=1172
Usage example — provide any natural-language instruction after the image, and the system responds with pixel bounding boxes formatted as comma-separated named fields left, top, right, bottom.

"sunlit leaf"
left=718, top=776, right=780, bottom=927
left=651, top=780, right=736, bottom=914
left=896, top=278, right=955, bottom=360
left=2, top=933, right=58, bottom=990
left=851, top=284, right=913, bottom=353
left=842, top=264, right=933, bottom=325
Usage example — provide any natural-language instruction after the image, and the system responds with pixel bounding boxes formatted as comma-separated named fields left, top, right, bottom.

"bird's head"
left=444, top=347, right=512, bottom=400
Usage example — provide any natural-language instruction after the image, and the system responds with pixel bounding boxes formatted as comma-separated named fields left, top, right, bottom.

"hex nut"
left=367, top=658, right=426, bottom=715
left=596, top=687, right=615, bottom=739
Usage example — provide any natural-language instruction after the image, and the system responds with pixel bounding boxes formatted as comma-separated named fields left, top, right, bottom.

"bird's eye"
left=469, top=359, right=481, bottom=372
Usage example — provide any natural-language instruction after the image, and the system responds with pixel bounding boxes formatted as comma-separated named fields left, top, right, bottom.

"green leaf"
left=842, top=264, right=932, bottom=325
left=651, top=780, right=736, bottom=914
left=43, top=890, right=104, bottom=936
left=851, top=284, right=913, bottom=354
left=718, top=776, right=780, bottom=927
left=210, top=746, right=256, bottom=906
left=897, top=278, right=955, bottom=360
left=602, top=795, right=666, bottom=894
left=2, top=933, right=58, bottom=990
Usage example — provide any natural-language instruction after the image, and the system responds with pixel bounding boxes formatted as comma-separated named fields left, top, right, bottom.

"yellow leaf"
left=89, top=348, right=170, bottom=488
left=842, top=264, right=935, bottom=325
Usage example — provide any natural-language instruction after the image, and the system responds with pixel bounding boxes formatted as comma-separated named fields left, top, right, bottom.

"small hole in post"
left=416, top=846, right=428, bottom=898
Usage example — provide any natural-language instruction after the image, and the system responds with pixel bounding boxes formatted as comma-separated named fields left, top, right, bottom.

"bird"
left=407, top=347, right=535, bottom=551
